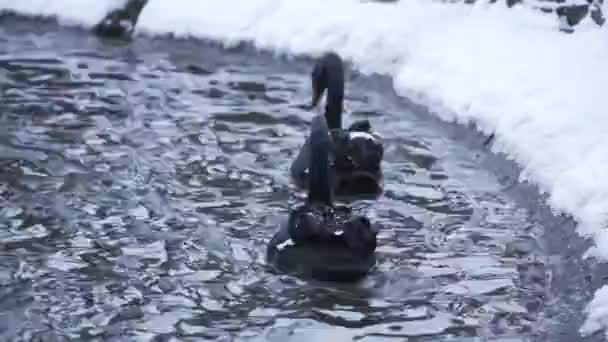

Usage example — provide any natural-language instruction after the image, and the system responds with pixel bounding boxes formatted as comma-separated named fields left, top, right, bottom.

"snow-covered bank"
left=2, top=0, right=608, bottom=337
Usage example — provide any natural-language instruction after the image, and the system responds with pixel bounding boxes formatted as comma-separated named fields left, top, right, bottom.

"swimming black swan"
left=290, top=52, right=384, bottom=198
left=267, top=114, right=378, bottom=282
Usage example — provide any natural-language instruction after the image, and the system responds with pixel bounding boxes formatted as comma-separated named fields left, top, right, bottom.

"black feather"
left=307, top=115, right=333, bottom=206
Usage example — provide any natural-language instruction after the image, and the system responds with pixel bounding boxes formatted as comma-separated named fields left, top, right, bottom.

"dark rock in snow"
left=556, top=3, right=589, bottom=27
left=414, top=0, right=605, bottom=31
left=590, top=0, right=606, bottom=25
left=93, top=0, right=148, bottom=39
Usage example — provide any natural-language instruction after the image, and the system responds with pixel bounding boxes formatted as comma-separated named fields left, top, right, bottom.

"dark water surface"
left=0, top=16, right=552, bottom=341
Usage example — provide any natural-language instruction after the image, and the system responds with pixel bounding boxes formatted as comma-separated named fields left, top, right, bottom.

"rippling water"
left=0, top=16, right=549, bottom=341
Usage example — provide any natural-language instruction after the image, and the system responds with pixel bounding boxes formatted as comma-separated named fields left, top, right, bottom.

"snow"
left=1, top=0, right=608, bottom=337
left=582, top=286, right=608, bottom=338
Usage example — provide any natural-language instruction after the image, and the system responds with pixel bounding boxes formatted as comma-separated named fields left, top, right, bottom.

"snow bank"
left=2, top=0, right=608, bottom=337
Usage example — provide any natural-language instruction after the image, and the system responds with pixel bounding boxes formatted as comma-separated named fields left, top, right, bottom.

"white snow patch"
left=582, top=286, right=608, bottom=338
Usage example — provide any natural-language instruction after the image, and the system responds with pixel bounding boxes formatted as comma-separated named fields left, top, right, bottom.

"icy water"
left=0, top=16, right=552, bottom=341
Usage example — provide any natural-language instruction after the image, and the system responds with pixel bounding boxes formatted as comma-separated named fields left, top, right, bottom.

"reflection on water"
left=0, top=16, right=548, bottom=341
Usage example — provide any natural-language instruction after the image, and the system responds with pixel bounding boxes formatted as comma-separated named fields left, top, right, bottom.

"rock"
left=93, top=0, right=148, bottom=39
left=590, top=0, right=606, bottom=25
left=556, top=3, right=590, bottom=27
left=427, top=0, right=604, bottom=30
left=506, top=0, right=524, bottom=8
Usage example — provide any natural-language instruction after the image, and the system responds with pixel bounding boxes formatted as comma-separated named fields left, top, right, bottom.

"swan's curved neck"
left=307, top=115, right=333, bottom=206
left=312, top=53, right=345, bottom=131
left=324, top=81, right=343, bottom=131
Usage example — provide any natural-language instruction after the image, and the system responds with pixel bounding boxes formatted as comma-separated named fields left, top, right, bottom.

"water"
left=0, top=16, right=551, bottom=341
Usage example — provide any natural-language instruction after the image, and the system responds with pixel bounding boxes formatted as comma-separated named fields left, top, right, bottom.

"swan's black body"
left=267, top=115, right=378, bottom=282
left=291, top=52, right=384, bottom=198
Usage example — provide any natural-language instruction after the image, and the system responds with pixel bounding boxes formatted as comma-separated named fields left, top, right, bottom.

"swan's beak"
left=311, top=91, right=326, bottom=114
